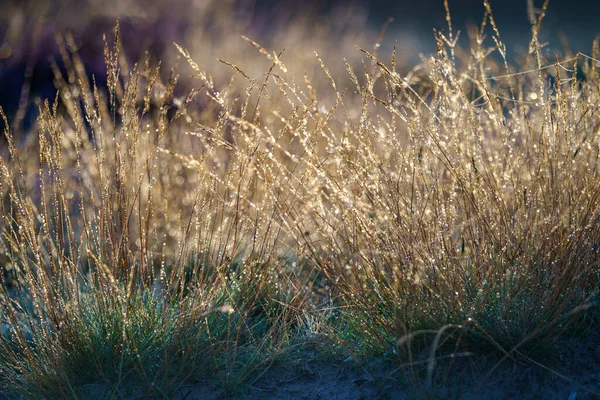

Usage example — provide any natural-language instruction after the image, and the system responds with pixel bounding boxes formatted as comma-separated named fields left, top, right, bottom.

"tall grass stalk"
left=0, top=1, right=599, bottom=397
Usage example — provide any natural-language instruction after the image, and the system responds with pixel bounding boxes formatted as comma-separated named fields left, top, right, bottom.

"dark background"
left=1, top=0, right=598, bottom=131
left=369, top=0, right=599, bottom=42
left=253, top=0, right=600, bottom=54
left=367, top=0, right=600, bottom=54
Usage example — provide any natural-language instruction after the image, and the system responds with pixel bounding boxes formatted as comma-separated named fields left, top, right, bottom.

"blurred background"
left=1, top=0, right=599, bottom=131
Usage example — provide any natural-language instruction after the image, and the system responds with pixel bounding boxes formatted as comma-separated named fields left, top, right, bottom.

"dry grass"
left=0, top=0, right=599, bottom=397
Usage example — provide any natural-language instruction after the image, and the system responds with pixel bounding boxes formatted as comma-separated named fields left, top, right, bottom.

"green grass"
left=0, top=0, right=599, bottom=397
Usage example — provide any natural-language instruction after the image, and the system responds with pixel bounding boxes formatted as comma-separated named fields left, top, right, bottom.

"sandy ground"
left=1, top=331, right=599, bottom=399
left=170, top=351, right=599, bottom=400
left=2, top=358, right=597, bottom=399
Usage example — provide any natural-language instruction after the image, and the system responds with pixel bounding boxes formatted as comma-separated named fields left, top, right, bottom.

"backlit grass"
left=0, top=0, right=599, bottom=397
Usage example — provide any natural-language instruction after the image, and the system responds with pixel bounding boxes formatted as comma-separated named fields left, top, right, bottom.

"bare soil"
left=2, top=332, right=599, bottom=399
left=170, top=351, right=600, bottom=400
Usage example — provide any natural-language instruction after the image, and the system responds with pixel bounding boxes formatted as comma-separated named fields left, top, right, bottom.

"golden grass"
left=0, top=0, right=599, bottom=396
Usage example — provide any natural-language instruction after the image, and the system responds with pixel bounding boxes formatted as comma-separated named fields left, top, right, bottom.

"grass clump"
left=0, top=24, right=308, bottom=398
left=0, top=0, right=599, bottom=397
left=303, top=1, right=600, bottom=385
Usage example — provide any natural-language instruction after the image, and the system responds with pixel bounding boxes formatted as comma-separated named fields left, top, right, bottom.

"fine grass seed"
left=0, top=1, right=599, bottom=398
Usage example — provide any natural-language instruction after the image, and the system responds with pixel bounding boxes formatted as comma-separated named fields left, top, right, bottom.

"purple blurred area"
left=0, top=0, right=362, bottom=132
left=1, top=0, right=598, bottom=132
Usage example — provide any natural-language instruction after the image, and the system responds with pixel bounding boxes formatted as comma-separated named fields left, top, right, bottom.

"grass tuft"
left=1, top=1, right=599, bottom=397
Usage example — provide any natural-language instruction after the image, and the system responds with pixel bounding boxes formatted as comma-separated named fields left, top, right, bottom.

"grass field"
left=0, top=0, right=599, bottom=398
